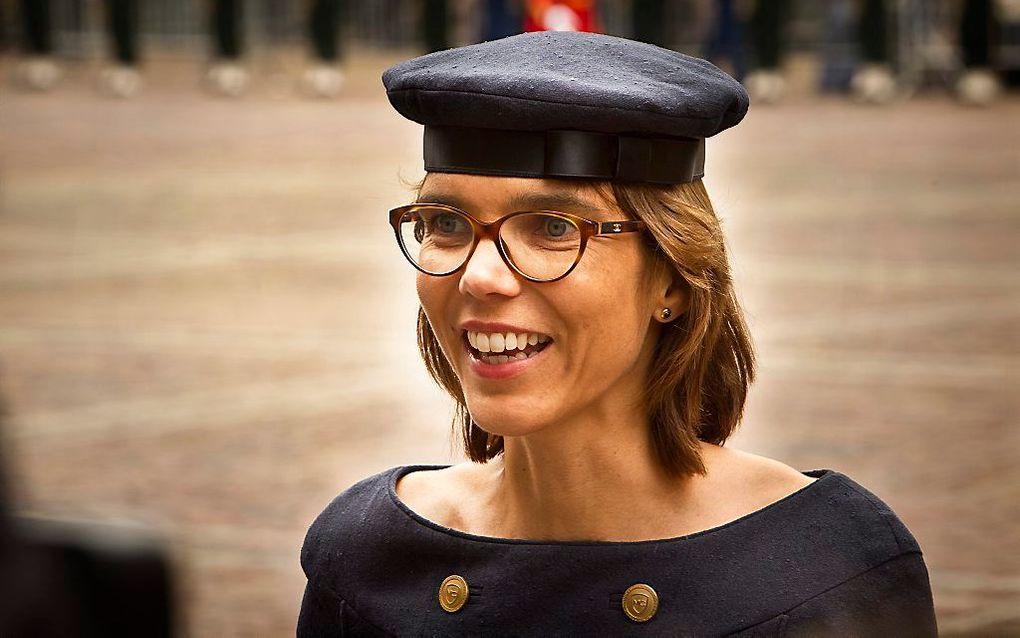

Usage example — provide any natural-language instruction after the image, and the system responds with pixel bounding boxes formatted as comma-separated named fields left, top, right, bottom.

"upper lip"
left=460, top=320, right=550, bottom=336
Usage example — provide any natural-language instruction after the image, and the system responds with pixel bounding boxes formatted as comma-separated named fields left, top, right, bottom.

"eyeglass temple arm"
left=596, top=220, right=646, bottom=235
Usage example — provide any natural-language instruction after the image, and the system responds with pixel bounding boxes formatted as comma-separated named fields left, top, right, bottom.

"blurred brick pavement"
left=1, top=52, right=1018, bottom=635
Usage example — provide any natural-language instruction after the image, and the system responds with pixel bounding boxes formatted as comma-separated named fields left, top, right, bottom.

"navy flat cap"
left=382, top=31, right=749, bottom=184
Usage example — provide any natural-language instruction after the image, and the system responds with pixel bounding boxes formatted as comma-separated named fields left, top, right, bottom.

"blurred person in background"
left=298, top=30, right=937, bottom=635
left=735, top=0, right=1012, bottom=105
left=844, top=0, right=1011, bottom=105
left=11, top=0, right=141, bottom=97
left=205, top=2, right=357, bottom=97
left=717, top=0, right=898, bottom=104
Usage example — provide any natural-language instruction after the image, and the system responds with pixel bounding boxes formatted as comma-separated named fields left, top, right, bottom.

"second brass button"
left=622, top=583, right=658, bottom=622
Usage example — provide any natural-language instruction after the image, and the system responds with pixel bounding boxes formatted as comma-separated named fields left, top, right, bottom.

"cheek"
left=416, top=272, right=450, bottom=313
left=417, top=274, right=460, bottom=356
left=586, top=245, right=656, bottom=314
left=569, top=253, right=654, bottom=362
left=415, top=273, right=433, bottom=309
left=416, top=275, right=443, bottom=333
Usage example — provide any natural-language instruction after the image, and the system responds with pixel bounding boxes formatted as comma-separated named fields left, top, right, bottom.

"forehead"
left=417, top=173, right=616, bottom=217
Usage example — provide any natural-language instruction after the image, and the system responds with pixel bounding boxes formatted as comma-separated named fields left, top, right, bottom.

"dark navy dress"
left=298, top=464, right=937, bottom=637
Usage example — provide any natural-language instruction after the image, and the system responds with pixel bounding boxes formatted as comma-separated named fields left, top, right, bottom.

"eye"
left=544, top=217, right=570, bottom=237
left=434, top=212, right=465, bottom=234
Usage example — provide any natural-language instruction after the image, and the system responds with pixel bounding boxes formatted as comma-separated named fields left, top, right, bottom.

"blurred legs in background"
left=207, top=0, right=250, bottom=97
left=102, top=0, right=143, bottom=98
left=483, top=0, right=522, bottom=41
left=703, top=0, right=746, bottom=80
left=851, top=0, right=899, bottom=104
left=956, top=0, right=1002, bottom=105
left=632, top=0, right=666, bottom=47
left=3, top=1, right=1014, bottom=102
left=820, top=0, right=859, bottom=93
left=424, top=0, right=448, bottom=52
left=16, top=0, right=62, bottom=91
left=305, top=0, right=345, bottom=97
left=744, top=0, right=789, bottom=104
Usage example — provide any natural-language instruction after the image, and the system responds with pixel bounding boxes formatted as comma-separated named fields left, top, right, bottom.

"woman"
left=299, top=31, right=937, bottom=636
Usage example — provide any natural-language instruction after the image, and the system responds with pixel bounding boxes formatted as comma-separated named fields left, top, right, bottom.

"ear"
left=654, top=269, right=688, bottom=322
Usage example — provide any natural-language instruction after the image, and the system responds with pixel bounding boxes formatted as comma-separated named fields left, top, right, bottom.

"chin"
left=465, top=396, right=555, bottom=439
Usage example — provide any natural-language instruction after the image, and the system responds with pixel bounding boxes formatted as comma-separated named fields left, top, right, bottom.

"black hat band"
left=424, top=126, right=706, bottom=185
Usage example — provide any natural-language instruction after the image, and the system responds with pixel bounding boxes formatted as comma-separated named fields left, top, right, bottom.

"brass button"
left=622, top=583, right=658, bottom=622
left=438, top=575, right=469, bottom=613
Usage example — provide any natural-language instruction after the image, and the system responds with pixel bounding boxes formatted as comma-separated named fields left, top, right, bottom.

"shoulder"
left=299, top=465, right=409, bottom=586
left=703, top=444, right=922, bottom=558
left=817, top=468, right=923, bottom=556
left=699, top=448, right=934, bottom=630
left=721, top=456, right=936, bottom=633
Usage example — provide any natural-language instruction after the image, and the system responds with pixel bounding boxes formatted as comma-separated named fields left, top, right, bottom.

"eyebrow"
left=416, top=190, right=603, bottom=214
left=416, top=191, right=470, bottom=209
left=508, top=191, right=601, bottom=212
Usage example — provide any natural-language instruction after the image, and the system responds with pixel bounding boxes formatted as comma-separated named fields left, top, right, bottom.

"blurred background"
left=0, top=0, right=1017, bottom=635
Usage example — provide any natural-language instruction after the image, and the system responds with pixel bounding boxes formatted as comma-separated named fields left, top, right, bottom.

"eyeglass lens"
left=397, top=207, right=582, bottom=280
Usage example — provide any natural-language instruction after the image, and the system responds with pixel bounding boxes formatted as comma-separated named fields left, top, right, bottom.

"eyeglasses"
left=389, top=203, right=647, bottom=283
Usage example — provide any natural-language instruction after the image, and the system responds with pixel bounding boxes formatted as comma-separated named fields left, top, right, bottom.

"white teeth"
left=466, top=330, right=551, bottom=353
left=514, top=352, right=527, bottom=360
left=490, top=333, right=505, bottom=353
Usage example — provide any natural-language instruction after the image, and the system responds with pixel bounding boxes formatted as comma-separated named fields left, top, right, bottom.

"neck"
left=478, top=404, right=703, bottom=542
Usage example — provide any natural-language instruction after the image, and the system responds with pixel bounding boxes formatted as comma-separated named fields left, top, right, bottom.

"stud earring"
left=660, top=308, right=672, bottom=320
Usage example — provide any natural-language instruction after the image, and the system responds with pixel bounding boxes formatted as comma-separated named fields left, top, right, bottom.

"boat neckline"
left=385, top=463, right=838, bottom=547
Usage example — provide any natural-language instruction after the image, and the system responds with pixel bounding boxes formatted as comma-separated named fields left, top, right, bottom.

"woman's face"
left=416, top=173, right=673, bottom=437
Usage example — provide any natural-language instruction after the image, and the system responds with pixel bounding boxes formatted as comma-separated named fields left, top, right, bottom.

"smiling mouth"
left=463, top=330, right=552, bottom=365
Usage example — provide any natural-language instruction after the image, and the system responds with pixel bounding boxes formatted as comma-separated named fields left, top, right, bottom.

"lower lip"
left=464, top=340, right=549, bottom=380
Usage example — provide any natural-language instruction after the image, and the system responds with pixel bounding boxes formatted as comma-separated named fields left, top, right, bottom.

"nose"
left=459, top=237, right=522, bottom=299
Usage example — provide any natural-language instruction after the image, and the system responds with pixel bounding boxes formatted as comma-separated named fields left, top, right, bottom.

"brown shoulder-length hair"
left=415, top=178, right=756, bottom=478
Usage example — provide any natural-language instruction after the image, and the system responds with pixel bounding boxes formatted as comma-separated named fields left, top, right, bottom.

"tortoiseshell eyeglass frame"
left=388, top=203, right=647, bottom=283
